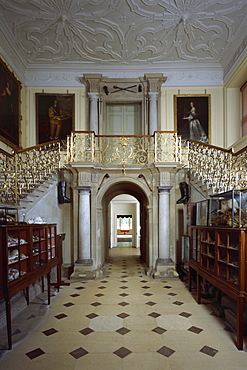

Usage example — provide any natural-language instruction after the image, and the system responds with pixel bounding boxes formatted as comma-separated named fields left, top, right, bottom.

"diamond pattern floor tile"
left=42, top=328, right=58, bottom=336
left=86, top=313, right=99, bottom=319
left=188, top=326, right=203, bottom=334
left=54, top=313, right=68, bottom=320
left=91, top=302, right=102, bottom=307
left=157, top=346, right=175, bottom=357
left=179, top=312, right=192, bottom=318
left=152, top=327, right=167, bottom=334
left=148, top=312, right=161, bottom=318
left=118, top=301, right=129, bottom=306
left=79, top=327, right=94, bottom=335
left=69, top=347, right=89, bottom=359
left=145, top=301, right=156, bottom=306
left=63, top=302, right=75, bottom=307
left=113, top=347, right=132, bottom=358
left=172, top=301, right=184, bottom=306
left=117, top=312, right=130, bottom=319
left=26, top=348, right=45, bottom=360
left=116, top=327, right=131, bottom=335
left=200, top=345, right=218, bottom=357
left=1, top=247, right=246, bottom=369
left=119, top=293, right=129, bottom=297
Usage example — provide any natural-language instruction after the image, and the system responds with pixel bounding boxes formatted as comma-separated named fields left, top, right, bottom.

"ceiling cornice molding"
left=0, top=40, right=26, bottom=83
left=23, top=63, right=223, bottom=87
left=223, top=37, right=247, bottom=84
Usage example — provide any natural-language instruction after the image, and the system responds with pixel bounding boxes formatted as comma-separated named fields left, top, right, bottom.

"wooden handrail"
left=0, top=148, right=14, bottom=157
left=182, top=138, right=247, bottom=156
left=11, top=139, right=66, bottom=154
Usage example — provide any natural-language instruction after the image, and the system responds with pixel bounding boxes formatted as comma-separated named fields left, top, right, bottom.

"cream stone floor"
left=0, top=247, right=247, bottom=369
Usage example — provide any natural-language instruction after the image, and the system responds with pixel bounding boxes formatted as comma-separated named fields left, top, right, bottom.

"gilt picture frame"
left=174, top=94, right=211, bottom=144
left=36, top=93, right=75, bottom=144
left=0, top=58, right=21, bottom=149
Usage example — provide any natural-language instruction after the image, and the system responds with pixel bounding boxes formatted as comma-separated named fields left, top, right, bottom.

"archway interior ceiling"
left=0, top=0, right=246, bottom=81
left=103, top=182, right=148, bottom=205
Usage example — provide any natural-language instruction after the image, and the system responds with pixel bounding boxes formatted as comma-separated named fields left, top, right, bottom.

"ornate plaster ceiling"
left=0, top=0, right=246, bottom=86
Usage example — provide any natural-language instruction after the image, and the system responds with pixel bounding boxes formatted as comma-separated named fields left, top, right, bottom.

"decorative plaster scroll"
left=0, top=0, right=246, bottom=66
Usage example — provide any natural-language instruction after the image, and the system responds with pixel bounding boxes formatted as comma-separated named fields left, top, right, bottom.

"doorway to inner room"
left=109, top=194, right=140, bottom=250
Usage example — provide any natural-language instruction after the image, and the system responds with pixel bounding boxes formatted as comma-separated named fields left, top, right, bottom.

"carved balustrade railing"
left=1, top=132, right=247, bottom=205
left=0, top=141, right=66, bottom=205
left=66, top=131, right=182, bottom=166
left=186, top=141, right=247, bottom=192
left=155, top=131, right=182, bottom=163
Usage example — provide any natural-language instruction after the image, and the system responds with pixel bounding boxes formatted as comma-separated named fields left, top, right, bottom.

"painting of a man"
left=48, top=99, right=65, bottom=140
left=36, top=94, right=74, bottom=144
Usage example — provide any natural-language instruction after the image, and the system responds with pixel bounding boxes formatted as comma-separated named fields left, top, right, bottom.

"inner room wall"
left=110, top=194, right=140, bottom=248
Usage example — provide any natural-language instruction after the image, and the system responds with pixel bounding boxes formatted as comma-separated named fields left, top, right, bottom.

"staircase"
left=18, top=173, right=58, bottom=222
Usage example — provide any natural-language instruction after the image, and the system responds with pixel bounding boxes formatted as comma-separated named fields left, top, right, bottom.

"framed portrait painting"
left=36, top=93, right=75, bottom=144
left=174, top=94, right=211, bottom=144
left=0, top=58, right=21, bottom=148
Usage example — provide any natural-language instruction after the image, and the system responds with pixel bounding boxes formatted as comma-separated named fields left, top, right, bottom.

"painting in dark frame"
left=36, top=93, right=75, bottom=144
left=0, top=58, right=21, bottom=148
left=174, top=94, right=211, bottom=144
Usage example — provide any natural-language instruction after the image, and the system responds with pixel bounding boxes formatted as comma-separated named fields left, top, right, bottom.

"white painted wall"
left=110, top=195, right=140, bottom=248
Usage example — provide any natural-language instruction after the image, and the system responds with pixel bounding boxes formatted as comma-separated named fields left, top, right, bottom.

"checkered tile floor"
left=0, top=247, right=247, bottom=369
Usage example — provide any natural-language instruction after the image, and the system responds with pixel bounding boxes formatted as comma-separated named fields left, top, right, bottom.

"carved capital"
left=80, top=74, right=103, bottom=92
left=144, top=73, right=167, bottom=92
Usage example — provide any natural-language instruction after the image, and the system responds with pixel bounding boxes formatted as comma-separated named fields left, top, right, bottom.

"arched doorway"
left=100, top=181, right=149, bottom=266
left=110, top=194, right=140, bottom=248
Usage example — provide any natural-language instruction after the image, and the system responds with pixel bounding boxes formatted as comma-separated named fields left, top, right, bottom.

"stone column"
left=88, top=92, right=99, bottom=134
left=157, top=186, right=173, bottom=264
left=76, top=186, right=92, bottom=264
left=148, top=92, right=158, bottom=134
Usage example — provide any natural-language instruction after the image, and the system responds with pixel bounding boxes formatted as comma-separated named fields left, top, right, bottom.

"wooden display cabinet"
left=189, top=226, right=247, bottom=350
left=1, top=224, right=60, bottom=349
left=0, top=206, right=19, bottom=224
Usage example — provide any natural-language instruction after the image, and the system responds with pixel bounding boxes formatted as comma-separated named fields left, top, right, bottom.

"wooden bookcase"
left=0, top=224, right=59, bottom=349
left=189, top=226, right=247, bottom=350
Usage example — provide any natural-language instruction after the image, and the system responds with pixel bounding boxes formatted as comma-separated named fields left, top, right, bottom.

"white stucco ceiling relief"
left=0, top=0, right=246, bottom=86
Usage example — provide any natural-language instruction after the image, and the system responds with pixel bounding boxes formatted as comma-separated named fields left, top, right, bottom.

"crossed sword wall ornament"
left=103, top=84, right=142, bottom=94
left=112, top=85, right=137, bottom=93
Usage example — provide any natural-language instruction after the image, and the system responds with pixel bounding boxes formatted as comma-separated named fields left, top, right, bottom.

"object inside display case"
left=196, top=200, right=208, bottom=226
left=209, top=189, right=247, bottom=227
left=0, top=207, right=18, bottom=224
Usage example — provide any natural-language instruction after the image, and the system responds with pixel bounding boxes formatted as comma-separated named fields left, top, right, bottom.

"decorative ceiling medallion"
left=0, top=0, right=246, bottom=66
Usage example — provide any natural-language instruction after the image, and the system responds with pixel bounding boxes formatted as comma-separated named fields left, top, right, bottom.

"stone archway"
left=99, top=180, right=149, bottom=267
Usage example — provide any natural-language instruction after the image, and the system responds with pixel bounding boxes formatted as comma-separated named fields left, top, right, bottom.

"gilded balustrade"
left=67, top=132, right=94, bottom=163
left=1, top=132, right=247, bottom=205
left=187, top=141, right=247, bottom=192
left=155, top=131, right=182, bottom=163
left=67, top=131, right=181, bottom=166
left=98, top=135, right=154, bottom=166
left=0, top=141, right=65, bottom=205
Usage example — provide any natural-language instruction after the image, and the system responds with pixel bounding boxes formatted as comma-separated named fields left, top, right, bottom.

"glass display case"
left=209, top=189, right=247, bottom=228
left=196, top=200, right=209, bottom=226
left=0, top=206, right=18, bottom=224
left=0, top=223, right=59, bottom=350
left=7, top=227, right=31, bottom=281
